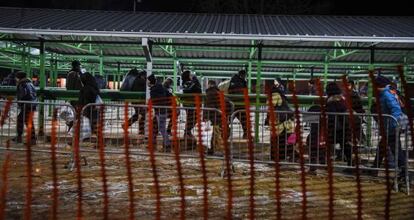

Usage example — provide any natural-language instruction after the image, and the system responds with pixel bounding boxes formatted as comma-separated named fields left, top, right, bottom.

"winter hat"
left=238, top=69, right=247, bottom=77
left=375, top=75, right=392, bottom=88
left=15, top=71, right=27, bottom=79
left=71, top=60, right=81, bottom=68
left=147, top=74, right=157, bottom=85
left=326, top=82, right=341, bottom=97
left=181, top=70, right=191, bottom=82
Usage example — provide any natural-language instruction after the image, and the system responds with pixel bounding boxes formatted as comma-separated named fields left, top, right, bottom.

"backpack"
left=120, top=73, right=138, bottom=91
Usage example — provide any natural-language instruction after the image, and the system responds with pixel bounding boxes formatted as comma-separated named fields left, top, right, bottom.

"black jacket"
left=79, top=85, right=99, bottom=107
left=228, top=74, right=247, bottom=105
left=228, top=74, right=247, bottom=94
left=78, top=72, right=100, bottom=117
left=182, top=76, right=202, bottom=94
left=351, top=90, right=365, bottom=114
left=182, top=76, right=201, bottom=105
left=131, top=77, right=147, bottom=92
left=150, top=83, right=169, bottom=114
left=94, top=75, right=108, bottom=90
left=326, top=95, right=351, bottom=144
left=66, top=70, right=83, bottom=90
left=16, top=78, right=37, bottom=109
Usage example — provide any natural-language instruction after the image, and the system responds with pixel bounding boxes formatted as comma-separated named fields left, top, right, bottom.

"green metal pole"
left=99, top=49, right=104, bottom=76
left=367, top=47, right=375, bottom=148
left=248, top=60, right=252, bottom=91
left=28, top=53, right=32, bottom=78
left=173, top=58, right=178, bottom=92
left=255, top=43, right=263, bottom=143
left=52, top=57, right=58, bottom=87
left=324, top=54, right=329, bottom=89
left=38, top=39, right=46, bottom=136
left=117, top=62, right=121, bottom=90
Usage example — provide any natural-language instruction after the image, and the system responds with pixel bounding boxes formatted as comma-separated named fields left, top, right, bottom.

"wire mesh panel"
left=0, top=100, right=413, bottom=219
left=229, top=109, right=408, bottom=190
left=77, top=103, right=223, bottom=157
left=0, top=100, right=75, bottom=152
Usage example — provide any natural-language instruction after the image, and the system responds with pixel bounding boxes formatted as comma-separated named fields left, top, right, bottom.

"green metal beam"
left=99, top=49, right=104, bottom=75
left=0, top=51, right=19, bottom=62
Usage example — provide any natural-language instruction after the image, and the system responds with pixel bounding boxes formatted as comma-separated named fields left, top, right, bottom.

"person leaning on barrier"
left=78, top=72, right=100, bottom=134
left=204, top=80, right=233, bottom=155
left=228, top=69, right=248, bottom=139
left=325, top=82, right=353, bottom=166
left=372, top=75, right=407, bottom=183
left=12, top=71, right=37, bottom=145
left=181, top=70, right=202, bottom=138
left=148, top=74, right=172, bottom=152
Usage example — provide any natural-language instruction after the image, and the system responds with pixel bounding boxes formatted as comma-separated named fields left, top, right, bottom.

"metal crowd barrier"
left=0, top=100, right=75, bottom=151
left=229, top=108, right=409, bottom=192
left=74, top=103, right=224, bottom=158
left=0, top=100, right=410, bottom=194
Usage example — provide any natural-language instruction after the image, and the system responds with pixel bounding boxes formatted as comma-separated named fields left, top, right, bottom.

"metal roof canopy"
left=0, top=7, right=414, bottom=81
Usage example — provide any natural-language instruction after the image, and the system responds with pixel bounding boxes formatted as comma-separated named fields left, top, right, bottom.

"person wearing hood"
left=347, top=79, right=365, bottom=114
left=228, top=69, right=248, bottom=138
left=124, top=69, right=148, bottom=136
left=78, top=72, right=100, bottom=133
left=372, top=75, right=407, bottom=183
left=325, top=82, right=352, bottom=166
left=148, top=74, right=171, bottom=151
left=66, top=60, right=83, bottom=130
left=265, top=78, right=295, bottom=161
left=66, top=60, right=83, bottom=91
left=181, top=70, right=202, bottom=137
left=204, top=80, right=233, bottom=155
left=13, top=71, right=37, bottom=145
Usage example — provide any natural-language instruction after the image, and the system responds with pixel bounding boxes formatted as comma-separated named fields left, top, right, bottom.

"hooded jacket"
left=79, top=73, right=99, bottom=106
left=66, top=69, right=83, bottom=90
left=16, top=78, right=37, bottom=109
left=380, top=85, right=403, bottom=129
left=181, top=76, right=201, bottom=105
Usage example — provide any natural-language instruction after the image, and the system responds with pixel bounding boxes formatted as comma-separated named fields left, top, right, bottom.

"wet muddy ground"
left=1, top=141, right=413, bottom=220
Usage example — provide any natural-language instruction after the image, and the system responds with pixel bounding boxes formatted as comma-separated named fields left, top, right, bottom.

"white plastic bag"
left=95, top=95, right=103, bottom=104
left=59, top=106, right=75, bottom=123
left=195, top=121, right=213, bottom=149
left=71, top=116, right=92, bottom=141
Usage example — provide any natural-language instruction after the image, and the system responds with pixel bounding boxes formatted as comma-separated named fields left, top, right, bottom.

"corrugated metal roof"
left=1, top=7, right=414, bottom=42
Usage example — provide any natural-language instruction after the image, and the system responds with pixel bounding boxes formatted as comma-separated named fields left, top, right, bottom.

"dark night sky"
left=0, top=0, right=411, bottom=15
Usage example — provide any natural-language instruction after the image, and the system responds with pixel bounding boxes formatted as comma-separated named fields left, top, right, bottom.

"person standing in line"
left=13, top=71, right=37, bottom=145
left=228, top=69, right=248, bottom=139
left=148, top=74, right=171, bottom=152
left=181, top=70, right=202, bottom=138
